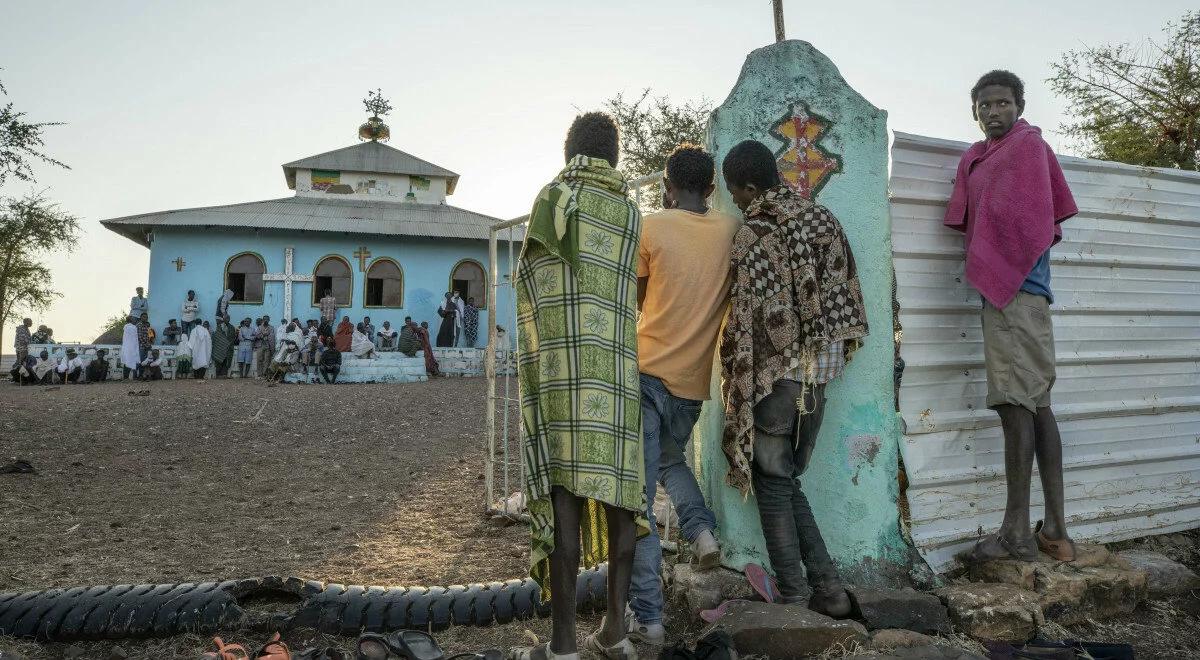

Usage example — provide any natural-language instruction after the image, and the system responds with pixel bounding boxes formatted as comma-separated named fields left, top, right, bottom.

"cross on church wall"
left=263, top=247, right=314, bottom=321
left=172, top=257, right=186, bottom=271
left=353, top=246, right=372, bottom=271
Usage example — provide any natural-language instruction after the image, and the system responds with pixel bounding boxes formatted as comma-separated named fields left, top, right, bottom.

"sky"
left=0, top=0, right=1193, bottom=344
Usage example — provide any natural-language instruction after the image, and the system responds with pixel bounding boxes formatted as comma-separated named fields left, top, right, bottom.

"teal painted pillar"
left=700, top=41, right=910, bottom=583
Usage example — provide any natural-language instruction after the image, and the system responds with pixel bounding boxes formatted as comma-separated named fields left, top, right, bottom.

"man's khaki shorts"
left=982, top=292, right=1056, bottom=412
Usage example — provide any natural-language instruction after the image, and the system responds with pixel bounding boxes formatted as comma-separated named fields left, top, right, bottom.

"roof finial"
left=359, top=89, right=392, bottom=142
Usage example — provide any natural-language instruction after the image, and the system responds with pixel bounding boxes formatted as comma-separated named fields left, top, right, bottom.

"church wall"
left=144, top=227, right=516, bottom=347
left=293, top=168, right=449, bottom=204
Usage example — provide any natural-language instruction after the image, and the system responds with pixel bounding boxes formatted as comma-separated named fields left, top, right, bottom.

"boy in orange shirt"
left=627, top=145, right=740, bottom=642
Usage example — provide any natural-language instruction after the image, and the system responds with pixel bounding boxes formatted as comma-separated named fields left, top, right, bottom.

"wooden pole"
left=773, top=0, right=785, bottom=42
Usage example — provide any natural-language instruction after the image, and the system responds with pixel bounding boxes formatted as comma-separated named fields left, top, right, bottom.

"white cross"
left=262, top=247, right=313, bottom=321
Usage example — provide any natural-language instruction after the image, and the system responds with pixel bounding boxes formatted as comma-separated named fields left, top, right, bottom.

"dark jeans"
left=320, top=365, right=340, bottom=383
left=58, top=367, right=82, bottom=384
left=214, top=355, right=232, bottom=377
left=135, top=347, right=149, bottom=378
left=752, top=380, right=838, bottom=602
left=182, top=319, right=198, bottom=335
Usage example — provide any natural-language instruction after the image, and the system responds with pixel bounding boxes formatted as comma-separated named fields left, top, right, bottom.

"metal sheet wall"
left=890, top=132, right=1200, bottom=571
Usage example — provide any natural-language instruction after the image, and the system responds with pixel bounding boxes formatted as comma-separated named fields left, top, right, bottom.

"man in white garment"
left=120, top=316, right=141, bottom=380
left=189, top=321, right=213, bottom=379
left=451, top=292, right=466, bottom=346
left=56, top=349, right=84, bottom=384
left=275, top=318, right=290, bottom=352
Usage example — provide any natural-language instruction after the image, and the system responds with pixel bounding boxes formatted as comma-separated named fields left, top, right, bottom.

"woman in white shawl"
left=120, top=317, right=140, bottom=379
left=189, top=321, right=212, bottom=379
left=174, top=332, right=193, bottom=378
left=351, top=322, right=377, bottom=358
left=216, top=289, right=234, bottom=321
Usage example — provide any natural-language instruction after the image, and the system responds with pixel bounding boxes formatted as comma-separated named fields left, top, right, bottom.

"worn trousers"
left=629, top=373, right=717, bottom=624
left=752, top=380, right=838, bottom=603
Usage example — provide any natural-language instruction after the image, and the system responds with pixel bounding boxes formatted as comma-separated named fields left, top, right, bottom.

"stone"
left=1117, top=550, right=1200, bottom=597
left=109, top=646, right=129, bottom=660
left=63, top=645, right=87, bottom=659
left=708, top=601, right=868, bottom=659
left=847, top=586, right=952, bottom=634
left=869, top=628, right=935, bottom=649
left=935, top=583, right=1043, bottom=643
left=670, top=564, right=755, bottom=619
left=1035, top=564, right=1146, bottom=625
left=849, top=647, right=987, bottom=660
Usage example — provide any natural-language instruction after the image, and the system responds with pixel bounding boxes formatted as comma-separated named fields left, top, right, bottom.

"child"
left=944, top=70, right=1078, bottom=562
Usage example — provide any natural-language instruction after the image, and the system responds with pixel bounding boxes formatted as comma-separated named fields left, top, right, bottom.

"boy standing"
left=944, top=70, right=1077, bottom=562
left=627, top=145, right=738, bottom=642
left=720, top=139, right=869, bottom=617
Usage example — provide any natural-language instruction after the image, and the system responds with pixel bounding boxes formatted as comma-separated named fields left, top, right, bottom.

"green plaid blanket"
left=517, top=155, right=647, bottom=597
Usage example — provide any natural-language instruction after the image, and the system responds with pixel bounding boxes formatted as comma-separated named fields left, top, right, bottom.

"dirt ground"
left=2, top=377, right=1198, bottom=659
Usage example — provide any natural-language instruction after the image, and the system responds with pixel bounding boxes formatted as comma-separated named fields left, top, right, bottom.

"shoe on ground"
left=808, top=582, right=852, bottom=619
left=583, top=630, right=637, bottom=660
left=624, top=604, right=665, bottom=645
left=693, top=529, right=720, bottom=570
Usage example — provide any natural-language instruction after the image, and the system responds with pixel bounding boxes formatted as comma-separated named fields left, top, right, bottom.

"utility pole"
left=773, top=0, right=785, bottom=42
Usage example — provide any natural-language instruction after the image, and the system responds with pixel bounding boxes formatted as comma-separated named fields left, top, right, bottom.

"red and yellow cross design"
left=770, top=103, right=842, bottom=200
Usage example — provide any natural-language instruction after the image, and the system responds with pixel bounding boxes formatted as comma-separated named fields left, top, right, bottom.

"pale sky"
left=1, top=0, right=1192, bottom=344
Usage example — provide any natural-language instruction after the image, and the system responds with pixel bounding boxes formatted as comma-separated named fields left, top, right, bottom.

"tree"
left=0, top=193, right=80, bottom=353
left=604, top=89, right=713, bottom=210
left=0, top=72, right=68, bottom=188
left=1049, top=11, right=1200, bottom=170
left=98, top=310, right=129, bottom=341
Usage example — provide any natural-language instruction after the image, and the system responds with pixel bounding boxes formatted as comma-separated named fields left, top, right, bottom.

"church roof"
left=100, top=196, right=521, bottom=248
left=282, top=141, right=460, bottom=193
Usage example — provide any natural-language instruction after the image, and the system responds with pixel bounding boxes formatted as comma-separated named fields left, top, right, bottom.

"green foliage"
left=100, top=310, right=129, bottom=337
left=0, top=71, right=69, bottom=188
left=604, top=89, right=713, bottom=210
left=0, top=193, right=80, bottom=351
left=1049, top=11, right=1199, bottom=170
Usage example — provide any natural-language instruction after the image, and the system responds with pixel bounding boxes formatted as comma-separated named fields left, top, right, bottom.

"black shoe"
left=808, top=582, right=851, bottom=618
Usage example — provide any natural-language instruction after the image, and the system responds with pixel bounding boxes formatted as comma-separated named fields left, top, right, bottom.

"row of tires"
left=0, top=568, right=607, bottom=642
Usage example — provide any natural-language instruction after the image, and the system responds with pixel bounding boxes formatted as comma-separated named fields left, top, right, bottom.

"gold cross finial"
left=353, top=247, right=372, bottom=271
left=172, top=257, right=186, bottom=271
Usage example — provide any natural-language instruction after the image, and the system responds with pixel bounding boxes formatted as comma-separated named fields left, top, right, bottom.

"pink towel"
left=943, top=119, right=1078, bottom=308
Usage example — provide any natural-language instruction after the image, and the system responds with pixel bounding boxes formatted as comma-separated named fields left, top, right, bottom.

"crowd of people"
left=7, top=285, right=476, bottom=386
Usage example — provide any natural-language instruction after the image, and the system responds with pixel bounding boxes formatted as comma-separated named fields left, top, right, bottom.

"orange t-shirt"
left=636, top=208, right=740, bottom=400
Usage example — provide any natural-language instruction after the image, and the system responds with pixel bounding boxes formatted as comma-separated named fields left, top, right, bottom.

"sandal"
left=357, top=631, right=445, bottom=660
left=202, top=636, right=251, bottom=660
left=699, top=599, right=750, bottom=624
left=582, top=631, right=636, bottom=660
left=743, top=563, right=778, bottom=604
left=1034, top=520, right=1076, bottom=562
left=256, top=632, right=291, bottom=659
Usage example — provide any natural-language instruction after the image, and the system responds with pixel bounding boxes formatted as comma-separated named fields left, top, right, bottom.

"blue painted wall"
left=142, top=228, right=518, bottom=346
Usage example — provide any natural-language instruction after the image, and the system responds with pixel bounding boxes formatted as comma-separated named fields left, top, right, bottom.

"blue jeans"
left=629, top=373, right=717, bottom=624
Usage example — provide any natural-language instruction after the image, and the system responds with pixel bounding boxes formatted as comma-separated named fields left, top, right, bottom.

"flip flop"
left=699, top=598, right=751, bottom=624
left=743, top=563, right=779, bottom=604
left=255, top=632, right=291, bottom=659
left=1034, top=520, right=1076, bottom=562
left=202, top=636, right=251, bottom=660
left=357, top=631, right=445, bottom=660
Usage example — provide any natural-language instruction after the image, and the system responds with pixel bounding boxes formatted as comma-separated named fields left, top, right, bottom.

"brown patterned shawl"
left=720, top=185, right=869, bottom=495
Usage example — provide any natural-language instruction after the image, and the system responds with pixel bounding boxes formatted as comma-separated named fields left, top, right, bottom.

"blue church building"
left=101, top=135, right=521, bottom=346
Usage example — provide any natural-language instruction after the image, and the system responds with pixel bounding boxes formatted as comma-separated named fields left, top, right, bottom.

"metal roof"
left=282, top=141, right=460, bottom=193
left=890, top=131, right=1200, bottom=572
left=100, top=195, right=523, bottom=247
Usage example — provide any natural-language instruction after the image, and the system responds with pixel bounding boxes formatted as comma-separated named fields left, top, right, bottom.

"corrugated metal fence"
left=890, top=131, right=1200, bottom=571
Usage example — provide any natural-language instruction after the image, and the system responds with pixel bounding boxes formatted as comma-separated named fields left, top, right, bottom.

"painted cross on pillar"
left=353, top=246, right=372, bottom=271
left=262, top=247, right=313, bottom=321
left=172, top=257, right=186, bottom=271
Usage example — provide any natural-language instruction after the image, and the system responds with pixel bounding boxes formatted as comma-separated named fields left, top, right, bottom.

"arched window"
left=312, top=255, right=352, bottom=306
left=225, top=252, right=265, bottom=303
left=365, top=258, right=403, bottom=308
left=450, top=259, right=487, bottom=309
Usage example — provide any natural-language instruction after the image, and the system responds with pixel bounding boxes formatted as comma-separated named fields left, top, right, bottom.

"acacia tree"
left=0, top=194, right=80, bottom=352
left=604, top=89, right=713, bottom=210
left=1049, top=11, right=1199, bottom=170
left=0, top=74, right=68, bottom=187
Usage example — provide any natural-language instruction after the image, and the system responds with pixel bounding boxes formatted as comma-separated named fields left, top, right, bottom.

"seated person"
left=56, top=349, right=84, bottom=384
left=300, top=334, right=323, bottom=383
left=139, top=349, right=164, bottom=380
left=11, top=354, right=37, bottom=385
left=86, top=349, right=110, bottom=383
left=265, top=340, right=301, bottom=383
left=161, top=319, right=182, bottom=346
left=318, top=344, right=341, bottom=384
left=31, top=350, right=55, bottom=384
left=397, top=318, right=422, bottom=357
left=351, top=322, right=377, bottom=359
left=376, top=321, right=398, bottom=350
